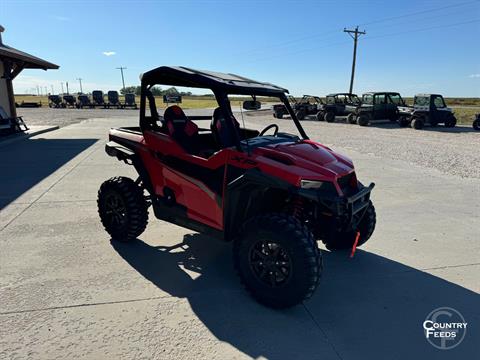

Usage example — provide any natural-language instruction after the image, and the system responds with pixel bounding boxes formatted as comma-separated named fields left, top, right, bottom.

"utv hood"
left=254, top=140, right=354, bottom=180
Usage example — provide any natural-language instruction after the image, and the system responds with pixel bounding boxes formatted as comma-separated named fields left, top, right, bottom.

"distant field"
left=14, top=95, right=278, bottom=110
left=14, top=95, right=479, bottom=125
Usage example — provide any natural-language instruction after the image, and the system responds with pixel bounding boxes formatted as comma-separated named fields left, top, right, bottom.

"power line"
left=365, top=18, right=480, bottom=41
left=359, top=0, right=479, bottom=27
left=344, top=26, right=366, bottom=94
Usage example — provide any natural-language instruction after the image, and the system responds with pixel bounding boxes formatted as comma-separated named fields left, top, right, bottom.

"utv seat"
left=163, top=105, right=199, bottom=153
left=210, top=107, right=240, bottom=148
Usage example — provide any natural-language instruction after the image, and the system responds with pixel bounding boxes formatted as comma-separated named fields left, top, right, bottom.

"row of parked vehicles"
left=272, top=92, right=458, bottom=130
left=48, top=91, right=138, bottom=109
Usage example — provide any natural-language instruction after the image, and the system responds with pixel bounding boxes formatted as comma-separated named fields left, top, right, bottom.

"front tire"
left=357, top=114, right=370, bottom=126
left=324, top=111, right=335, bottom=122
left=97, top=176, right=149, bottom=242
left=316, top=111, right=324, bottom=121
left=473, top=118, right=480, bottom=130
left=322, top=201, right=376, bottom=250
left=295, top=110, right=305, bottom=120
left=234, top=213, right=322, bottom=308
left=346, top=113, right=356, bottom=124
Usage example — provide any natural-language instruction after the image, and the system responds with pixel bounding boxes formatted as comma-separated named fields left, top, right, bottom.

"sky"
left=1, top=0, right=479, bottom=97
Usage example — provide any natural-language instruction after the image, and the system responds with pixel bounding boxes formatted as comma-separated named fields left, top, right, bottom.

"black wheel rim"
left=104, top=192, right=127, bottom=227
left=248, top=240, right=292, bottom=287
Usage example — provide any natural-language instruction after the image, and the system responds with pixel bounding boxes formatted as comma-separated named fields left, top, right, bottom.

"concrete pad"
left=1, top=115, right=478, bottom=358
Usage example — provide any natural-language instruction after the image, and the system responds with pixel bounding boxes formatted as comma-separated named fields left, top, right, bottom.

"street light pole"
left=76, top=78, right=83, bottom=94
left=116, top=67, right=127, bottom=93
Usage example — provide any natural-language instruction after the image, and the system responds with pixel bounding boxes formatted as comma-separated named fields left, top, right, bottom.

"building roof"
left=0, top=43, right=59, bottom=70
left=140, top=66, right=288, bottom=96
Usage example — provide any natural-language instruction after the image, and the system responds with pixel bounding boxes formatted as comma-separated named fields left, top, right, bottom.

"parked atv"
left=473, top=114, right=480, bottom=131
left=352, top=92, right=405, bottom=126
left=77, top=94, right=94, bottom=109
left=107, top=90, right=122, bottom=109
left=316, top=93, right=361, bottom=123
left=48, top=95, right=64, bottom=108
left=62, top=95, right=77, bottom=108
left=293, top=95, right=324, bottom=120
left=92, top=90, right=107, bottom=108
left=397, top=94, right=457, bottom=130
left=122, top=93, right=138, bottom=109
left=272, top=95, right=297, bottom=119
left=97, top=66, right=376, bottom=309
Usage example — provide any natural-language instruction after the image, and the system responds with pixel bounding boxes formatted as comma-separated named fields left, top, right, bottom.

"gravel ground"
left=17, top=107, right=139, bottom=128
left=245, top=112, right=480, bottom=179
left=16, top=107, right=480, bottom=179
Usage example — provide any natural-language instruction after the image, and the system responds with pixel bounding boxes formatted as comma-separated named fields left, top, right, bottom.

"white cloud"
left=469, top=74, right=480, bottom=78
left=102, top=51, right=116, bottom=56
left=51, top=15, right=70, bottom=22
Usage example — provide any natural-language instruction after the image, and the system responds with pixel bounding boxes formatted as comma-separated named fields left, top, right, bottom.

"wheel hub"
left=249, top=240, right=292, bottom=287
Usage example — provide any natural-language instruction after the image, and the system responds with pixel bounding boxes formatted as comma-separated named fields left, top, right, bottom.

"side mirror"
left=243, top=100, right=261, bottom=110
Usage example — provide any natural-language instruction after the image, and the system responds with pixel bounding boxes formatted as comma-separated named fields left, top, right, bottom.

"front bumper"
left=297, top=182, right=375, bottom=228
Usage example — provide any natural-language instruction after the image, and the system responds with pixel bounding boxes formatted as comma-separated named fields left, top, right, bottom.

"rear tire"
left=322, top=201, right=376, bottom=250
left=316, top=111, right=324, bottom=121
left=445, top=115, right=456, bottom=128
left=346, top=113, right=356, bottom=124
left=473, top=119, right=480, bottom=130
left=357, top=115, right=370, bottom=126
left=398, top=116, right=410, bottom=127
left=324, top=111, right=335, bottom=122
left=234, top=213, right=322, bottom=309
left=97, top=176, right=148, bottom=242
left=411, top=117, right=424, bottom=130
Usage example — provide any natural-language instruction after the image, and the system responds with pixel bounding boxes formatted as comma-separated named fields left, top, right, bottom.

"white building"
left=0, top=25, right=59, bottom=119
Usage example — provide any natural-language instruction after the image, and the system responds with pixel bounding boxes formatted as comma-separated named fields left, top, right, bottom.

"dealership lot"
left=0, top=113, right=478, bottom=359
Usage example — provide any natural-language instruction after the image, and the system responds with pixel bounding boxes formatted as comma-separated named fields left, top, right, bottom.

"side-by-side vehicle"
left=97, top=66, right=376, bottom=308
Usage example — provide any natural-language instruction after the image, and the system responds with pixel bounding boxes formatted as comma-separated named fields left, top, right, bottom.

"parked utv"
left=272, top=95, right=297, bottom=119
left=122, top=93, right=138, bottom=109
left=77, top=94, right=94, bottom=109
left=107, top=90, right=122, bottom=109
left=473, top=113, right=480, bottom=131
left=92, top=90, right=107, bottom=108
left=62, top=95, right=77, bottom=108
left=97, top=66, right=376, bottom=309
left=316, top=93, right=361, bottom=123
left=397, top=94, right=457, bottom=129
left=293, top=95, right=324, bottom=120
left=48, top=95, right=64, bottom=108
left=352, top=92, right=405, bottom=126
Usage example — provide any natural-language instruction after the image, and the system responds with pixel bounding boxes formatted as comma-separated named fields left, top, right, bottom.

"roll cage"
left=139, top=66, right=309, bottom=150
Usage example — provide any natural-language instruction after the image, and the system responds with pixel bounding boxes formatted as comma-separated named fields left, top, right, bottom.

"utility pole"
left=76, top=78, right=83, bottom=94
left=45, top=86, right=48, bottom=95
left=66, top=81, right=69, bottom=95
left=344, top=26, right=366, bottom=94
left=116, top=67, right=126, bottom=93
left=51, top=85, right=54, bottom=94
left=36, top=85, right=40, bottom=96
left=61, top=82, right=64, bottom=94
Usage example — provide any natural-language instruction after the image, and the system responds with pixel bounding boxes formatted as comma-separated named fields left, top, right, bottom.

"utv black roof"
left=140, top=66, right=289, bottom=96
left=326, top=93, right=358, bottom=96
left=363, top=92, right=401, bottom=95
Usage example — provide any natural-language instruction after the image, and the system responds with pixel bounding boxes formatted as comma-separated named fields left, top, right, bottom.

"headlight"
left=301, top=180, right=329, bottom=189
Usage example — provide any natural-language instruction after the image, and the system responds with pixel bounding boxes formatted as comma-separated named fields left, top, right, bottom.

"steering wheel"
left=259, top=124, right=279, bottom=136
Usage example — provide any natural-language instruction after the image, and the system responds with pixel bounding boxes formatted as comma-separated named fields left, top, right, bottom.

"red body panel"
left=109, top=127, right=356, bottom=230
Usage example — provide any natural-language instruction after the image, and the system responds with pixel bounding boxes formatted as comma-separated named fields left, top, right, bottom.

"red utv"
left=97, top=66, right=376, bottom=308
